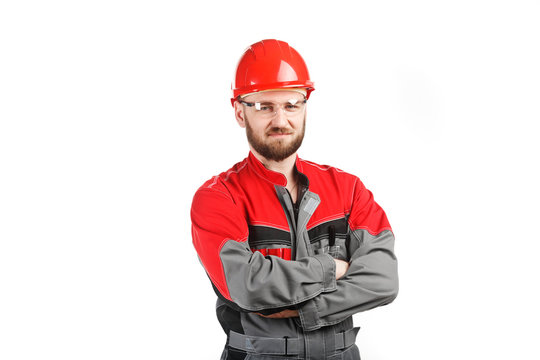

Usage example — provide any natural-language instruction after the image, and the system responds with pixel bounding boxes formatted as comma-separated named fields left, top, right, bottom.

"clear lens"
left=242, top=99, right=307, bottom=119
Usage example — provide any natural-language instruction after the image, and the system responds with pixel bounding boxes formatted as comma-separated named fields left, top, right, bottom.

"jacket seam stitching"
left=249, top=221, right=290, bottom=231
left=348, top=226, right=393, bottom=237
left=307, top=213, right=347, bottom=230
left=234, top=288, right=326, bottom=312
left=208, top=160, right=248, bottom=189
left=197, top=186, right=234, bottom=201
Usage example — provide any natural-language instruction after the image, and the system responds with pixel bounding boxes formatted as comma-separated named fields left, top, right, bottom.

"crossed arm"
left=257, top=259, right=350, bottom=319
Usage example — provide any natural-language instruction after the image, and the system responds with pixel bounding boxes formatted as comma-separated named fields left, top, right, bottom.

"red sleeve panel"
left=191, top=187, right=249, bottom=301
left=348, top=177, right=392, bottom=235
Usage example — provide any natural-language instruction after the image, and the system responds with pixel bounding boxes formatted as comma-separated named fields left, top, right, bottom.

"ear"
left=234, top=101, right=246, bottom=128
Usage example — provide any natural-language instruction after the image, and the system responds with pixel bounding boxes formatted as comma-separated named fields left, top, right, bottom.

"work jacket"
left=191, top=152, right=398, bottom=360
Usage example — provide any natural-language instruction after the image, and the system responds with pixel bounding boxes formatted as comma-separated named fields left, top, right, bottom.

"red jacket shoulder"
left=195, top=157, right=249, bottom=199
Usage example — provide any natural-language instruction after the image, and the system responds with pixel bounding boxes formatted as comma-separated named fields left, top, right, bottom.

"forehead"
left=243, top=90, right=305, bottom=103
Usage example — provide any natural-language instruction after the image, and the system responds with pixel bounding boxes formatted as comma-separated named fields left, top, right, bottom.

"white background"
left=1, top=1, right=539, bottom=359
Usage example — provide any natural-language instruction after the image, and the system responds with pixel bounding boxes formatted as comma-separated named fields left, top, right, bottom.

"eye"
left=255, top=103, right=274, bottom=113
left=285, top=104, right=300, bottom=111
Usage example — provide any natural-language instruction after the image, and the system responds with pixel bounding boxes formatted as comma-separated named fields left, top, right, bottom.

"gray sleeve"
left=297, top=229, right=398, bottom=331
left=221, top=240, right=337, bottom=312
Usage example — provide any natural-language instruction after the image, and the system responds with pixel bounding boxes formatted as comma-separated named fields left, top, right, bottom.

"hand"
left=256, top=309, right=299, bottom=319
left=334, top=259, right=350, bottom=279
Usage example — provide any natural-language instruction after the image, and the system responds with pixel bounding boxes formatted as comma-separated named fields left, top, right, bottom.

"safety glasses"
left=240, top=98, right=307, bottom=120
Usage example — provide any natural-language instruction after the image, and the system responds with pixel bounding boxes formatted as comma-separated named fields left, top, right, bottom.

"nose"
left=269, top=106, right=289, bottom=127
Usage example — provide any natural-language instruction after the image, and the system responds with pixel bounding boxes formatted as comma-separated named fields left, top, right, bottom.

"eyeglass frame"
left=239, top=97, right=308, bottom=118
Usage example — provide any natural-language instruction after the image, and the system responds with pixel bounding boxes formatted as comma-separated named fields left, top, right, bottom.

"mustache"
left=266, top=128, right=293, bottom=135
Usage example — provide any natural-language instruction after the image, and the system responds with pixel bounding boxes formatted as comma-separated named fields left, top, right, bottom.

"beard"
left=245, top=115, right=306, bottom=162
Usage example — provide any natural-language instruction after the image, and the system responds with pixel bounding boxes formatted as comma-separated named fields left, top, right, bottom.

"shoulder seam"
left=207, top=160, right=248, bottom=189
left=196, top=185, right=234, bottom=201
left=299, top=159, right=345, bottom=173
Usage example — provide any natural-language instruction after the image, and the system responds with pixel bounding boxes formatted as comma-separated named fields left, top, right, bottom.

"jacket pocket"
left=308, top=220, right=350, bottom=261
left=313, top=238, right=348, bottom=260
left=311, top=231, right=349, bottom=261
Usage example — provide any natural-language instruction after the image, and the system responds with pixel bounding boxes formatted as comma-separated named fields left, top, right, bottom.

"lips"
left=268, top=133, right=291, bottom=136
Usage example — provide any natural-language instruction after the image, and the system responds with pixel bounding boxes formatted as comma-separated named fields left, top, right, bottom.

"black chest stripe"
left=248, top=225, right=291, bottom=248
left=308, top=217, right=349, bottom=244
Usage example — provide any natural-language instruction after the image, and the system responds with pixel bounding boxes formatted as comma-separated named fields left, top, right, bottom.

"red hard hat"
left=231, top=39, right=315, bottom=106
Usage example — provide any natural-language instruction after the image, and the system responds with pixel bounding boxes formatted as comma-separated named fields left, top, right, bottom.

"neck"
left=250, top=149, right=298, bottom=187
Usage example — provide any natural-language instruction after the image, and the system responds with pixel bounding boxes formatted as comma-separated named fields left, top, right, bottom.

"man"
left=191, top=39, right=398, bottom=360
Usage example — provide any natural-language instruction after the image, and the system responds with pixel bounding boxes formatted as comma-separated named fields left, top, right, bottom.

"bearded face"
left=245, top=114, right=306, bottom=162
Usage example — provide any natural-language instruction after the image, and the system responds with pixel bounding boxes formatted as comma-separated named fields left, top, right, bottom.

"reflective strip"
left=304, top=197, right=319, bottom=215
